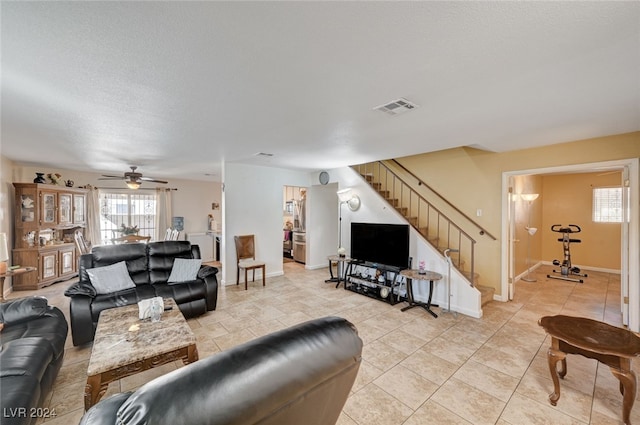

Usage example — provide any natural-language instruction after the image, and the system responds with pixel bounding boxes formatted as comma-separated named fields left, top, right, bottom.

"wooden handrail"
left=391, top=159, right=497, bottom=240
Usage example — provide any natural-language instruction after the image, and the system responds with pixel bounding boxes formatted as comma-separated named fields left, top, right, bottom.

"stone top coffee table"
left=85, top=298, right=198, bottom=411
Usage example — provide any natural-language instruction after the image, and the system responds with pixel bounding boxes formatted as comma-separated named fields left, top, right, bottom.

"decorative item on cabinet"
left=12, top=183, right=88, bottom=290
left=65, top=179, right=74, bottom=187
left=33, top=172, right=46, bottom=183
left=47, top=173, right=62, bottom=185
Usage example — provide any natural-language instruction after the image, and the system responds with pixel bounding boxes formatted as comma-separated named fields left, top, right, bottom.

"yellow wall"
left=396, top=131, right=640, bottom=296
left=542, top=172, right=621, bottom=270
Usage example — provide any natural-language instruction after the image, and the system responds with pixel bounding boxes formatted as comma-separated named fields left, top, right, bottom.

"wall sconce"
left=211, top=202, right=220, bottom=210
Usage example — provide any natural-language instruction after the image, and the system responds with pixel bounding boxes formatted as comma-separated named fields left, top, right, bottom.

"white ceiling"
left=2, top=1, right=639, bottom=182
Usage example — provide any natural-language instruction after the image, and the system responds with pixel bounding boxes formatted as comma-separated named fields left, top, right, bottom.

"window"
left=592, top=187, right=622, bottom=223
left=99, top=191, right=157, bottom=244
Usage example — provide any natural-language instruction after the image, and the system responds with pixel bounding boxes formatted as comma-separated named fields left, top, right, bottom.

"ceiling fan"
left=99, top=166, right=168, bottom=189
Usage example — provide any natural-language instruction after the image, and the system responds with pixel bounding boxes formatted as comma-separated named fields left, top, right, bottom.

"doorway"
left=282, top=186, right=307, bottom=264
left=502, top=158, right=639, bottom=331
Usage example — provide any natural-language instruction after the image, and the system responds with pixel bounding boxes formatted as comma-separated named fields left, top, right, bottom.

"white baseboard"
left=304, top=263, right=328, bottom=271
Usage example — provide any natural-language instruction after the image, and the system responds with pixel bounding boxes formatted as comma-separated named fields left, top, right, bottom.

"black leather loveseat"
left=79, top=316, right=362, bottom=425
left=0, top=296, right=68, bottom=425
left=65, top=241, right=218, bottom=346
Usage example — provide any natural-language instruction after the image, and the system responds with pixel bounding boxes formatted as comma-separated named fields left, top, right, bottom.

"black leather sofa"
left=0, top=297, right=68, bottom=425
left=65, top=241, right=218, bottom=346
left=79, top=316, right=362, bottom=425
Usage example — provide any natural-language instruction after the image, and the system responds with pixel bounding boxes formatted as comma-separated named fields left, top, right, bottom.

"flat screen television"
left=350, top=222, right=410, bottom=270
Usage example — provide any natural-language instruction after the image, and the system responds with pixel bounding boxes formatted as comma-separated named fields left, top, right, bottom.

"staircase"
left=352, top=161, right=495, bottom=306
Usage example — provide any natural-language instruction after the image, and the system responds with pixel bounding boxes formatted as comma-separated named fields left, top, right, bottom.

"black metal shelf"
left=345, top=261, right=403, bottom=305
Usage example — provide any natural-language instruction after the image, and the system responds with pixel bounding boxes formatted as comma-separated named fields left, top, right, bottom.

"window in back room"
left=592, top=186, right=623, bottom=223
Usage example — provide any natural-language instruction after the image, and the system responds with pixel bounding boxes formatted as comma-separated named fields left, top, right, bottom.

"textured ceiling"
left=2, top=1, right=639, bottom=181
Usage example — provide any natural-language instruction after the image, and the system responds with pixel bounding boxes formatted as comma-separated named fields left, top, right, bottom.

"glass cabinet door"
left=73, top=194, right=86, bottom=224
left=41, top=192, right=57, bottom=225
left=20, top=194, right=36, bottom=223
left=59, top=193, right=72, bottom=225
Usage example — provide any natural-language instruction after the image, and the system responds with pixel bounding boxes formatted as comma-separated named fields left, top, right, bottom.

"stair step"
left=395, top=206, right=408, bottom=215
left=460, top=269, right=479, bottom=280
left=426, top=236, right=439, bottom=246
left=477, top=285, right=494, bottom=306
left=407, top=217, right=418, bottom=226
left=386, top=198, right=399, bottom=207
left=361, top=173, right=374, bottom=182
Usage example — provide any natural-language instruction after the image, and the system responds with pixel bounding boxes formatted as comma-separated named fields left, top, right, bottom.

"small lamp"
left=336, top=188, right=361, bottom=256
left=337, top=187, right=352, bottom=202
left=337, top=188, right=361, bottom=211
left=0, top=232, right=9, bottom=275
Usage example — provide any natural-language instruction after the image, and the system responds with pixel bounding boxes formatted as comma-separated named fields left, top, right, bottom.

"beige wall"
left=397, top=131, right=640, bottom=296
left=542, top=172, right=621, bottom=270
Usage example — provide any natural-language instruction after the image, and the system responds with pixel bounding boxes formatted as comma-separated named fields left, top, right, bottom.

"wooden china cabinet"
left=12, top=183, right=88, bottom=290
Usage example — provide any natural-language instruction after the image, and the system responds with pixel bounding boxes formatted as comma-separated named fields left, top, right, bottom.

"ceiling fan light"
left=126, top=181, right=141, bottom=190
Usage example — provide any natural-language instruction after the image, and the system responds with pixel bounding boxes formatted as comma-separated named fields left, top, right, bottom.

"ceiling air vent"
left=373, top=97, right=419, bottom=116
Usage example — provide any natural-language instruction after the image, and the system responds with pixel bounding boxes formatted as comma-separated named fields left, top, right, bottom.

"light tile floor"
left=9, top=263, right=639, bottom=425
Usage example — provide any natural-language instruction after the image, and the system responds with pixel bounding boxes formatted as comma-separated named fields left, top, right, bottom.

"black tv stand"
left=344, top=261, right=404, bottom=305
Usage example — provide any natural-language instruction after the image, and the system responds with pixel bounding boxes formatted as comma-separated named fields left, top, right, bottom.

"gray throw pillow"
left=168, top=258, right=202, bottom=283
left=87, top=261, right=136, bottom=294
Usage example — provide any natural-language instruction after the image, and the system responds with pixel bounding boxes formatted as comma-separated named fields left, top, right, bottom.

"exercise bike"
left=547, top=224, right=588, bottom=283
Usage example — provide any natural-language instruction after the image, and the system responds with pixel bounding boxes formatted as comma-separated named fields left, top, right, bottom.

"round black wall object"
left=319, top=171, right=330, bottom=185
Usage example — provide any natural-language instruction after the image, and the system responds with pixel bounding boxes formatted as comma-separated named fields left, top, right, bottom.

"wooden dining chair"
left=164, top=228, right=180, bottom=241
left=234, top=235, right=266, bottom=290
left=74, top=229, right=91, bottom=254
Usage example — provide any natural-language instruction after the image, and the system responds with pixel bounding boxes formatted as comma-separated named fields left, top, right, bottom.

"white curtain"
left=155, top=188, right=172, bottom=241
left=85, top=185, right=102, bottom=247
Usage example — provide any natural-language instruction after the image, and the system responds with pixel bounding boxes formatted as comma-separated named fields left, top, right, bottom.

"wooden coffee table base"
left=85, top=344, right=198, bottom=411
left=539, top=315, right=640, bottom=425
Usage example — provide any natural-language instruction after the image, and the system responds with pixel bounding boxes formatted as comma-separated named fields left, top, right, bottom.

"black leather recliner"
left=79, top=316, right=362, bottom=425
left=0, top=297, right=68, bottom=425
left=65, top=241, right=218, bottom=346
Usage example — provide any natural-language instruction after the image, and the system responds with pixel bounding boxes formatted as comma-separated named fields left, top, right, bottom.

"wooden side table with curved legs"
left=0, top=267, right=37, bottom=302
left=538, top=315, right=640, bottom=425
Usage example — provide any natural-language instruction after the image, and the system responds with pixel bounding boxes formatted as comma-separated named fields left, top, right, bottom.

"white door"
left=508, top=179, right=516, bottom=300
left=621, top=166, right=630, bottom=326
